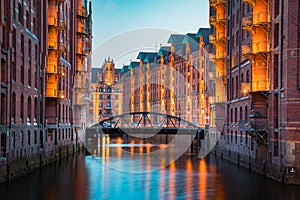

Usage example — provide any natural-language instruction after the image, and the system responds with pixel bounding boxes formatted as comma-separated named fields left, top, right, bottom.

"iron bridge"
left=89, top=112, right=204, bottom=137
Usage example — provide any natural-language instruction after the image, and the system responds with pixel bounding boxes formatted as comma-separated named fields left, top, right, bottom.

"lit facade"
left=91, top=58, right=122, bottom=124
left=121, top=28, right=210, bottom=126
left=0, top=0, right=92, bottom=181
left=209, top=0, right=300, bottom=184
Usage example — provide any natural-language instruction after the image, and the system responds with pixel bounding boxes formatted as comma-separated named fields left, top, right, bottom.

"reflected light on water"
left=199, top=159, right=207, bottom=200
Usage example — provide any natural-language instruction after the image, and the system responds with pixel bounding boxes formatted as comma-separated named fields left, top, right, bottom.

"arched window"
left=40, top=131, right=44, bottom=148
left=27, top=131, right=31, bottom=146
left=245, top=106, right=248, bottom=120
left=115, top=88, right=119, bottom=92
left=34, top=97, right=38, bottom=122
left=11, top=132, right=15, bottom=149
left=106, top=102, right=111, bottom=108
left=1, top=93, right=6, bottom=124
left=28, top=96, right=32, bottom=123
left=99, top=87, right=103, bottom=92
left=34, top=130, right=37, bottom=144
left=12, top=93, right=16, bottom=122
left=20, top=131, right=24, bottom=147
left=240, top=107, right=243, bottom=121
left=107, top=87, right=111, bottom=93
left=1, top=133, right=7, bottom=157
left=20, top=94, right=24, bottom=123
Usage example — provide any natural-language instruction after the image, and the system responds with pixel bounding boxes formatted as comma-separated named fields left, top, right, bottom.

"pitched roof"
left=137, top=52, right=157, bottom=63
left=182, top=33, right=199, bottom=52
left=196, top=28, right=210, bottom=46
left=121, top=65, right=129, bottom=73
left=128, top=61, right=140, bottom=69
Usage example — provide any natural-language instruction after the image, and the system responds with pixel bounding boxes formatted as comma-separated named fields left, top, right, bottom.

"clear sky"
left=91, top=0, right=209, bottom=68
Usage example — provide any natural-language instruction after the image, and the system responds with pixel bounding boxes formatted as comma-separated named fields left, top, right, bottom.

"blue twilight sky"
left=91, top=0, right=209, bottom=68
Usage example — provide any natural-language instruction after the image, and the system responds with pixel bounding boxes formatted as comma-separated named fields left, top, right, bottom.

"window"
left=20, top=94, right=24, bottom=123
left=107, top=87, right=111, bottom=93
left=34, top=130, right=37, bottom=144
left=12, top=93, right=16, bottom=121
left=28, top=131, right=31, bottom=145
left=11, top=132, right=16, bottom=149
left=106, top=102, right=111, bottom=108
left=99, top=87, right=103, bottom=92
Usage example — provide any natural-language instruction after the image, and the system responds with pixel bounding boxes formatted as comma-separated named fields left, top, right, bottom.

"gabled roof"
left=167, top=34, right=185, bottom=53
left=157, top=46, right=171, bottom=56
left=167, top=34, right=185, bottom=44
left=182, top=33, right=199, bottom=52
left=196, top=28, right=210, bottom=46
left=137, top=52, right=157, bottom=63
left=128, top=61, right=140, bottom=69
left=121, top=65, right=129, bottom=73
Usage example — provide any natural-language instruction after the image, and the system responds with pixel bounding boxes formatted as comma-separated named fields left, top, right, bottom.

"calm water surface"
left=1, top=136, right=300, bottom=200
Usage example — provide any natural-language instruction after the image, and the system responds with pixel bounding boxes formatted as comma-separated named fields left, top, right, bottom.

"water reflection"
left=1, top=136, right=300, bottom=200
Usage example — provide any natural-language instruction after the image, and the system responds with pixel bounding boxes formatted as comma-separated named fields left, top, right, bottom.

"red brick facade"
left=209, top=0, right=300, bottom=184
left=0, top=0, right=92, bottom=182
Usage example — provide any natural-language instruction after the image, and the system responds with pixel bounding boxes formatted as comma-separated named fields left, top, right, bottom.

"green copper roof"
left=167, top=34, right=185, bottom=44
left=182, top=35, right=189, bottom=44
left=128, top=61, right=139, bottom=69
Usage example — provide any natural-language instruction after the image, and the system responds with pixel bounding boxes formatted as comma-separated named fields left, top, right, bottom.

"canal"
left=0, top=136, right=300, bottom=200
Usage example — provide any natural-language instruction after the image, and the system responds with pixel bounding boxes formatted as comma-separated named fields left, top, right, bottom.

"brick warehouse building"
left=90, top=58, right=122, bottom=124
left=209, top=0, right=300, bottom=184
left=120, top=28, right=211, bottom=127
left=0, top=0, right=92, bottom=182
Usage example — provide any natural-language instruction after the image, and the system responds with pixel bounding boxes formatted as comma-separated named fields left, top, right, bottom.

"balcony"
left=242, top=13, right=270, bottom=30
left=77, top=9, right=88, bottom=18
left=76, top=64, right=87, bottom=72
left=209, top=15, right=226, bottom=26
left=252, top=80, right=269, bottom=91
left=48, top=16, right=65, bottom=31
left=48, top=16, right=57, bottom=27
left=46, top=88, right=58, bottom=98
left=215, top=50, right=225, bottom=61
left=253, top=41, right=269, bottom=53
left=238, top=117, right=268, bottom=145
left=48, top=39, right=57, bottom=50
left=242, top=41, right=269, bottom=56
left=77, top=26, right=87, bottom=34
left=76, top=48, right=88, bottom=57
left=209, top=0, right=226, bottom=7
left=242, top=44, right=251, bottom=55
left=47, top=62, right=58, bottom=74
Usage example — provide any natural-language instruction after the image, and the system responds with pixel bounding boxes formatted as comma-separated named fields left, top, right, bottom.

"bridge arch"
left=93, top=112, right=201, bottom=129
